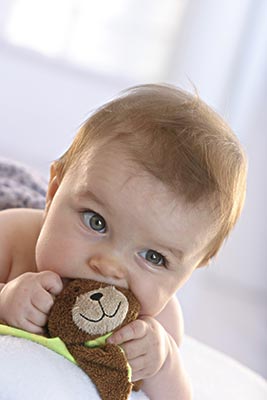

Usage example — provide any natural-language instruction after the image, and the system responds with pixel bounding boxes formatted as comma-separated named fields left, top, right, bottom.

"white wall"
left=0, top=41, right=133, bottom=177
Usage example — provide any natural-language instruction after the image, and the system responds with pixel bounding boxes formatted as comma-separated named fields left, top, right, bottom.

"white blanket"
left=0, top=335, right=148, bottom=400
left=0, top=335, right=266, bottom=400
left=181, top=336, right=267, bottom=400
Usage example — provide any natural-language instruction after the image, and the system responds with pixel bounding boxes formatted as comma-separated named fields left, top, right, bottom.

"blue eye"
left=139, top=249, right=166, bottom=266
left=82, top=211, right=106, bottom=233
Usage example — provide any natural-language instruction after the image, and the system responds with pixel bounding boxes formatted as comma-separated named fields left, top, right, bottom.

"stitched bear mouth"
left=79, top=300, right=122, bottom=323
left=72, top=285, right=130, bottom=335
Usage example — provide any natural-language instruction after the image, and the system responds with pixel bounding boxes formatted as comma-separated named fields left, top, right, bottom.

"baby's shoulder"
left=0, top=208, right=43, bottom=260
left=0, top=208, right=43, bottom=237
left=0, top=208, right=44, bottom=281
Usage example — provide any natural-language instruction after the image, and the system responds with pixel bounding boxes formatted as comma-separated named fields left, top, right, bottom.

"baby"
left=0, top=84, right=247, bottom=399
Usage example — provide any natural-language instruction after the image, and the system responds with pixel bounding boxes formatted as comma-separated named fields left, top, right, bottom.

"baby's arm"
left=0, top=209, right=63, bottom=333
left=141, top=297, right=192, bottom=399
left=108, top=296, right=192, bottom=400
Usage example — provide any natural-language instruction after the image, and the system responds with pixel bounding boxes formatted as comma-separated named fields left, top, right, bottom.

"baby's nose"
left=89, top=255, right=126, bottom=280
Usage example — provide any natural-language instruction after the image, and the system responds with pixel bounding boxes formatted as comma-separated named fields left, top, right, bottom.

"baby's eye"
left=139, top=249, right=167, bottom=267
left=82, top=211, right=107, bottom=233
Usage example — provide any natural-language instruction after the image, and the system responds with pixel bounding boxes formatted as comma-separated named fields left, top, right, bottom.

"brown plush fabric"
left=48, top=279, right=141, bottom=400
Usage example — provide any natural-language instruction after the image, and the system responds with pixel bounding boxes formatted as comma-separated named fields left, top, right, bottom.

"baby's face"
left=36, top=142, right=214, bottom=316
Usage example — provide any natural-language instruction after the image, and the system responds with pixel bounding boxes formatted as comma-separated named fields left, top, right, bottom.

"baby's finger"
left=129, top=356, right=148, bottom=382
left=129, top=355, right=146, bottom=374
left=27, top=305, right=48, bottom=328
left=16, top=318, right=45, bottom=335
left=39, top=271, right=63, bottom=296
left=120, top=338, right=147, bottom=360
left=108, top=319, right=147, bottom=345
left=25, top=320, right=45, bottom=335
left=31, top=288, right=54, bottom=314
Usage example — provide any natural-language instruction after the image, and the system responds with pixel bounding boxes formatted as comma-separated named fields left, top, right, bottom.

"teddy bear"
left=47, top=279, right=141, bottom=400
left=0, top=279, right=142, bottom=400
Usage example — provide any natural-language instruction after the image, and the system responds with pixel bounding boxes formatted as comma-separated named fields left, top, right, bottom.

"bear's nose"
left=90, top=292, right=103, bottom=301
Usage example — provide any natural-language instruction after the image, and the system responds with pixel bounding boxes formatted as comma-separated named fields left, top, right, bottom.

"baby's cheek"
left=138, top=297, right=158, bottom=317
left=35, top=238, right=60, bottom=273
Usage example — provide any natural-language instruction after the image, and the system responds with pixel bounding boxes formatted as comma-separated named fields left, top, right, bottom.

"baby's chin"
left=139, top=304, right=162, bottom=318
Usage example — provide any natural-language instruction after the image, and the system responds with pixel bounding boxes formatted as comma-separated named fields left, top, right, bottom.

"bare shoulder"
left=155, top=296, right=184, bottom=346
left=0, top=208, right=43, bottom=237
left=0, top=208, right=43, bottom=281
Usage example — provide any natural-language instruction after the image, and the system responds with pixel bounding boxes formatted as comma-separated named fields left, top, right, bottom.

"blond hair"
left=55, top=84, right=247, bottom=264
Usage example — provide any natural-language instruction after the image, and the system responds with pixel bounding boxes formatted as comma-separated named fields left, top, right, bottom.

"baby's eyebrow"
left=78, top=188, right=108, bottom=210
left=168, top=246, right=184, bottom=262
left=153, top=239, right=184, bottom=262
left=79, top=187, right=119, bottom=216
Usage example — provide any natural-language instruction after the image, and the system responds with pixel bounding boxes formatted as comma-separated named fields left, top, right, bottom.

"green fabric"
left=0, top=324, right=131, bottom=381
left=85, top=332, right=112, bottom=348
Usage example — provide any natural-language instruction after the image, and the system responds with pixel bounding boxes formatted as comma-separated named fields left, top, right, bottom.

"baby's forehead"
left=71, top=141, right=214, bottom=217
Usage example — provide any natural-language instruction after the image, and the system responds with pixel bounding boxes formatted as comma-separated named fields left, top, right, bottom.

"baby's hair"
left=55, top=84, right=247, bottom=264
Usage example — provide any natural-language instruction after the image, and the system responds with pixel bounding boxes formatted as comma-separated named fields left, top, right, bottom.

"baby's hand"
left=0, top=271, right=63, bottom=334
left=107, top=316, right=170, bottom=382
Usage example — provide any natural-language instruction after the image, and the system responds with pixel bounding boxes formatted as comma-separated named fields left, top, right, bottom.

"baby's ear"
left=45, top=162, right=60, bottom=212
